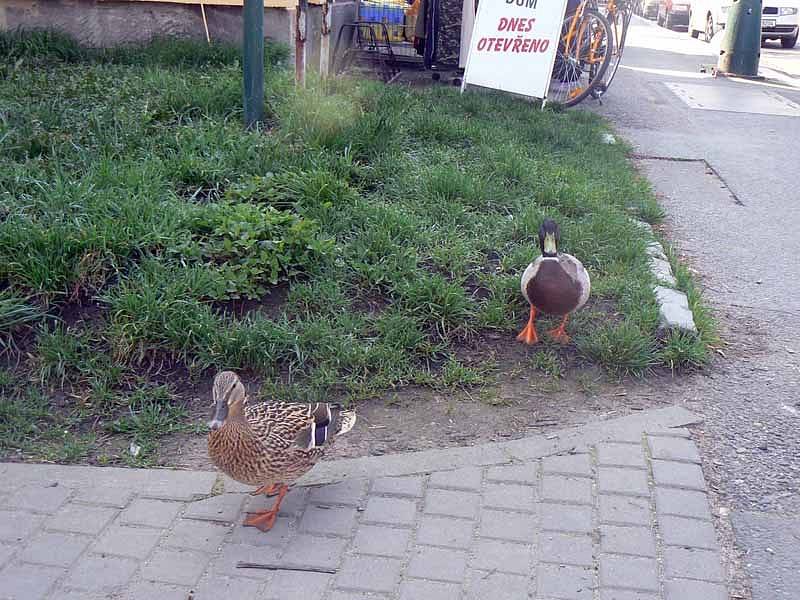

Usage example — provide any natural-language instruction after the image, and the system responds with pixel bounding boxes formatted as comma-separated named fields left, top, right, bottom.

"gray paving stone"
left=194, top=576, right=264, bottom=600
left=429, top=467, right=483, bottom=491
left=65, top=554, right=138, bottom=591
left=19, top=531, right=90, bottom=567
left=600, top=554, right=659, bottom=591
left=599, top=495, right=652, bottom=526
left=0, top=562, right=64, bottom=600
left=646, top=427, right=691, bottom=439
left=329, top=592, right=390, bottom=600
left=607, top=426, right=646, bottom=443
left=664, top=579, right=728, bottom=600
left=542, top=453, right=592, bottom=477
left=598, top=467, right=650, bottom=497
left=336, top=555, right=403, bottom=593
left=424, top=489, right=480, bottom=519
left=141, top=547, right=211, bottom=586
left=92, top=524, right=163, bottom=559
left=209, top=543, right=282, bottom=579
left=0, top=510, right=43, bottom=543
left=470, top=539, right=533, bottom=574
left=399, top=578, right=461, bottom=600
left=483, top=482, right=536, bottom=511
left=230, top=516, right=293, bottom=547
left=600, top=590, right=660, bottom=600
left=486, top=463, right=539, bottom=484
left=539, top=503, right=593, bottom=533
left=48, top=503, right=118, bottom=535
left=184, top=493, right=244, bottom=523
left=416, top=515, right=472, bottom=549
left=600, top=525, right=657, bottom=557
left=648, top=436, right=701, bottom=463
left=654, top=488, right=712, bottom=520
left=0, top=543, right=15, bottom=568
left=652, top=461, right=706, bottom=490
left=542, top=475, right=593, bottom=505
left=245, top=487, right=309, bottom=517
left=540, top=532, right=594, bottom=566
left=309, top=479, right=368, bottom=506
left=165, top=519, right=231, bottom=553
left=479, top=509, right=536, bottom=542
left=538, top=563, right=594, bottom=600
left=371, top=476, right=425, bottom=497
left=139, top=471, right=217, bottom=502
left=659, top=515, right=718, bottom=549
left=121, top=498, right=182, bottom=528
left=408, top=545, right=467, bottom=582
left=299, top=505, right=357, bottom=536
left=663, top=547, right=724, bottom=582
left=362, top=496, right=417, bottom=526
left=73, top=486, right=134, bottom=508
left=597, top=443, right=648, bottom=468
left=352, top=524, right=412, bottom=556
left=265, top=571, right=332, bottom=600
left=5, top=484, right=72, bottom=513
left=281, top=534, right=348, bottom=569
left=126, top=581, right=194, bottom=600
left=57, top=589, right=129, bottom=600
left=467, top=570, right=530, bottom=599
left=654, top=286, right=696, bottom=331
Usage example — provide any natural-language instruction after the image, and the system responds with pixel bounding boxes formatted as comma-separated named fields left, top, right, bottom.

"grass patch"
left=0, top=289, right=43, bottom=350
left=0, top=31, right=707, bottom=463
left=662, top=244, right=718, bottom=370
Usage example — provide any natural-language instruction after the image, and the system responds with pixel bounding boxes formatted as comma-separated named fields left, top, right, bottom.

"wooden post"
left=243, top=0, right=265, bottom=127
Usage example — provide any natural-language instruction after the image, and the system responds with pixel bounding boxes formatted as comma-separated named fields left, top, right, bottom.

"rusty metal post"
left=243, top=0, right=265, bottom=127
left=295, top=0, right=308, bottom=85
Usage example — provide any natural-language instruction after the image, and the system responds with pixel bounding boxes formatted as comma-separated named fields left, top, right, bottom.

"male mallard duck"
left=207, top=371, right=356, bottom=532
left=517, top=218, right=590, bottom=345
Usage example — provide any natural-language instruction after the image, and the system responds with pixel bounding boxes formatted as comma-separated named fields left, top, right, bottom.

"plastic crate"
left=359, top=1, right=406, bottom=43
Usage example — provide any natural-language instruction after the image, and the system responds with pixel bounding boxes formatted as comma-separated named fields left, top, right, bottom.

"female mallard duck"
left=207, top=371, right=356, bottom=532
left=517, top=218, right=590, bottom=345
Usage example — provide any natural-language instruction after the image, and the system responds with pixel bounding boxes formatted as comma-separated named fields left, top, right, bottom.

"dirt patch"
left=159, top=351, right=686, bottom=471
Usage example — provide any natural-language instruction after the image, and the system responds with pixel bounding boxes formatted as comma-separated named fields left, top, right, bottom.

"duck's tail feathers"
left=334, top=406, right=357, bottom=437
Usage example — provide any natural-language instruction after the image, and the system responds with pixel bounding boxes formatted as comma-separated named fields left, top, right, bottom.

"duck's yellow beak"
left=543, top=232, right=557, bottom=255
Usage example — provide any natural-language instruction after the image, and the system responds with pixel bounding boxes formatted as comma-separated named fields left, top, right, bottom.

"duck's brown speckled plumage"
left=207, top=372, right=356, bottom=488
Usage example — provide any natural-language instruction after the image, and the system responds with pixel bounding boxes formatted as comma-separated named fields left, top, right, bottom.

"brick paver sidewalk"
left=0, top=407, right=728, bottom=600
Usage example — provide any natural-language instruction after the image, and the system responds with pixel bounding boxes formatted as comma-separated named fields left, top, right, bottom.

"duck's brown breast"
left=526, top=260, right=582, bottom=316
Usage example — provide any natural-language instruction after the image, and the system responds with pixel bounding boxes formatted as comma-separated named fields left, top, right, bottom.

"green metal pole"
left=717, top=0, right=763, bottom=77
left=243, top=0, right=265, bottom=128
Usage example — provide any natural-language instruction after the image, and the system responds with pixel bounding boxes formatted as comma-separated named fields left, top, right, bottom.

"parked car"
left=637, top=0, right=660, bottom=19
left=657, top=0, right=691, bottom=29
left=689, top=0, right=799, bottom=48
left=762, top=0, right=799, bottom=48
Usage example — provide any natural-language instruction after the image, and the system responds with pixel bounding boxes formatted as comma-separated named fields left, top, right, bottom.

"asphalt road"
left=590, top=16, right=800, bottom=600
left=762, top=41, right=800, bottom=79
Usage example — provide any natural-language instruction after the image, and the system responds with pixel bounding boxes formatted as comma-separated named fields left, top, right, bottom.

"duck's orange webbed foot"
left=251, top=483, right=282, bottom=497
left=244, top=508, right=278, bottom=532
left=516, top=306, right=539, bottom=345
left=547, top=315, right=570, bottom=345
left=244, top=484, right=288, bottom=532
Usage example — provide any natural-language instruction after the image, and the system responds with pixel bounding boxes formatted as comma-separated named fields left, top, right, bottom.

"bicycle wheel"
left=547, top=8, right=614, bottom=108
left=594, top=3, right=632, bottom=97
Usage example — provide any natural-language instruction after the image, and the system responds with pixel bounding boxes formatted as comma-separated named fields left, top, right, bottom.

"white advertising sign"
left=462, top=0, right=570, bottom=99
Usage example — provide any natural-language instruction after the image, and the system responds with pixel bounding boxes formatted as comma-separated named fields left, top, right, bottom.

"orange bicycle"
left=548, top=0, right=614, bottom=107
left=592, top=0, right=634, bottom=100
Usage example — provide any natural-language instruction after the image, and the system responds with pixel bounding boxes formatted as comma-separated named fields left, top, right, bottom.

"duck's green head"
left=538, top=218, right=560, bottom=258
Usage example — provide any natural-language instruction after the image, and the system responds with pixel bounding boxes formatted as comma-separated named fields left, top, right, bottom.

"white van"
left=689, top=0, right=799, bottom=48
